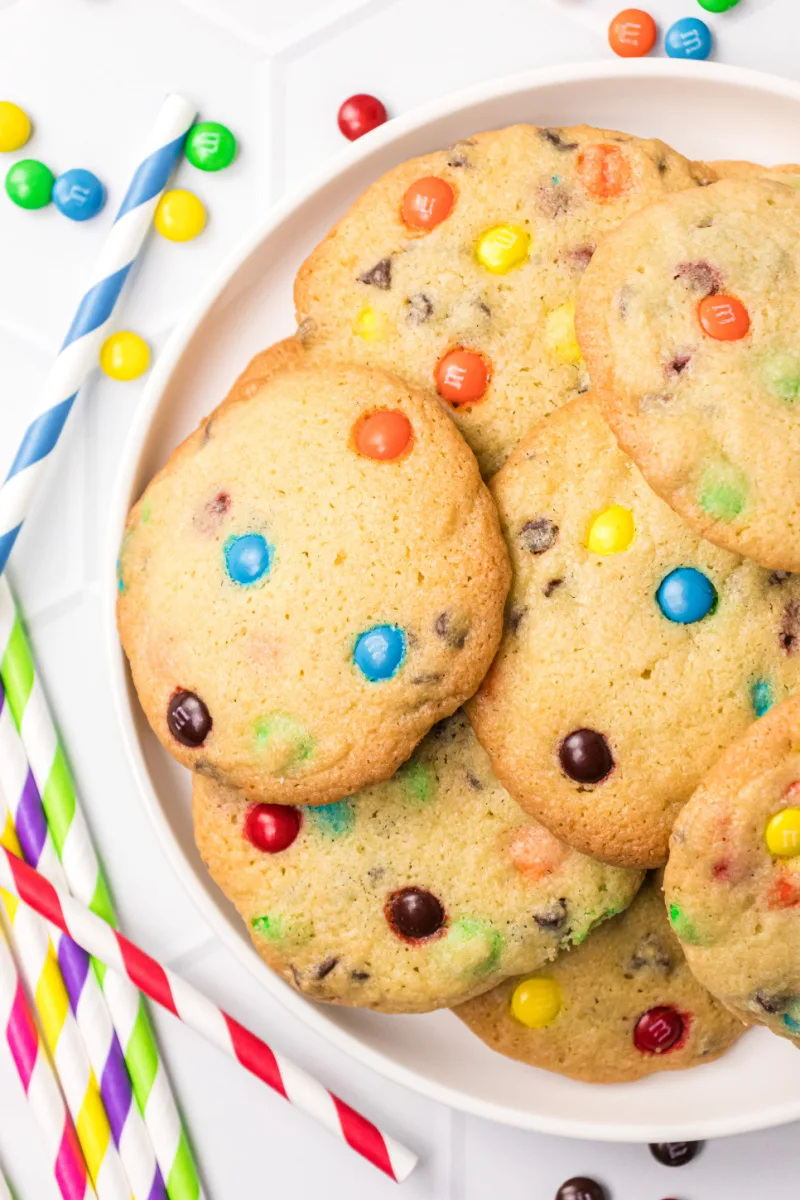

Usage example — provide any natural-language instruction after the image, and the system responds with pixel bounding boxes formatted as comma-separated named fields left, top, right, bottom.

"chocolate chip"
left=295, top=317, right=317, bottom=343
left=193, top=758, right=225, bottom=783
left=411, top=672, right=444, bottom=685
left=520, top=517, right=558, bottom=555
left=447, top=152, right=471, bottom=168
left=202, top=419, right=214, bottom=444
left=476, top=298, right=491, bottom=316
left=358, top=258, right=392, bottom=290
left=649, top=1142, right=702, bottom=1168
left=167, top=691, right=212, bottom=747
left=537, top=183, right=570, bottom=218
left=555, top=1178, right=606, bottom=1200
left=434, top=611, right=468, bottom=649
left=567, top=245, right=595, bottom=271
left=780, top=600, right=800, bottom=654
left=406, top=292, right=433, bottom=325
left=507, top=604, right=527, bottom=633
left=674, top=260, right=722, bottom=295
left=665, top=353, right=692, bottom=378
left=657, top=158, right=668, bottom=174
left=386, top=887, right=445, bottom=941
left=351, top=970, right=370, bottom=981
left=559, top=729, right=613, bottom=784
left=753, top=991, right=790, bottom=1014
left=465, top=771, right=483, bottom=791
left=314, top=956, right=339, bottom=980
left=540, top=128, right=578, bottom=151
left=770, top=571, right=793, bottom=586
left=543, top=578, right=564, bottom=598
left=629, top=934, right=673, bottom=974
left=533, top=898, right=568, bottom=930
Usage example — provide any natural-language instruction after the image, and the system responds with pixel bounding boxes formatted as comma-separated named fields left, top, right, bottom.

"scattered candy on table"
left=555, top=1179, right=606, bottom=1200
left=52, top=167, right=105, bottom=221
left=185, top=120, right=237, bottom=171
left=608, top=9, right=657, bottom=58
left=665, top=16, right=713, bottom=59
left=154, top=187, right=205, bottom=241
left=649, top=1141, right=702, bottom=1167
left=0, top=100, right=31, bottom=152
left=5, top=158, right=53, bottom=209
left=698, top=0, right=739, bottom=9
left=99, top=330, right=150, bottom=380
left=337, top=93, right=387, bottom=141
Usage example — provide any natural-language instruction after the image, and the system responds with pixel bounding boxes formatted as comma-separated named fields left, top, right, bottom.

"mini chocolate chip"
left=507, top=604, right=527, bottom=633
left=314, top=956, right=339, bottom=980
left=465, top=771, right=483, bottom=791
left=753, top=991, right=790, bottom=1014
left=411, top=672, right=444, bottom=685
left=433, top=611, right=468, bottom=649
left=543, top=578, right=564, bottom=598
left=559, top=729, right=613, bottom=784
left=674, top=260, right=722, bottom=295
left=202, top=419, right=214, bottom=444
left=540, top=128, right=578, bottom=151
left=167, top=691, right=212, bottom=747
left=780, top=600, right=800, bottom=654
left=476, top=298, right=491, bottom=316
left=520, top=517, right=558, bottom=555
left=358, top=257, right=392, bottom=289
left=386, top=887, right=445, bottom=941
left=537, top=183, right=570, bottom=218
left=567, top=245, right=595, bottom=271
left=533, top=898, right=568, bottom=930
left=665, top=353, right=692, bottom=378
left=447, top=152, right=471, bottom=168
left=770, top=571, right=793, bottom=586
left=629, top=934, right=673, bottom=974
left=295, top=317, right=317, bottom=343
left=657, top=158, right=668, bottom=174
left=649, top=1142, right=702, bottom=1167
left=351, top=970, right=370, bottom=982
left=406, top=292, right=433, bottom=325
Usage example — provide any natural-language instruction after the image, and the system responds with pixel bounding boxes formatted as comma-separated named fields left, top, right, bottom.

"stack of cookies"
left=117, top=123, right=800, bottom=1085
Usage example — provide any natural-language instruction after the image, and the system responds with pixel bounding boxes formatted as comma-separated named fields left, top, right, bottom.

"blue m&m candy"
left=224, top=533, right=274, bottom=585
left=665, top=16, right=712, bottom=59
left=353, top=625, right=406, bottom=681
left=52, top=168, right=105, bottom=221
left=656, top=567, right=717, bottom=624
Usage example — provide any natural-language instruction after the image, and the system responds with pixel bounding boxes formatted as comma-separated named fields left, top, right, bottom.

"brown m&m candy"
left=649, top=1141, right=702, bottom=1167
left=559, top=729, right=613, bottom=784
left=167, top=690, right=212, bottom=747
left=386, top=887, right=445, bottom=941
left=555, top=1178, right=606, bottom=1200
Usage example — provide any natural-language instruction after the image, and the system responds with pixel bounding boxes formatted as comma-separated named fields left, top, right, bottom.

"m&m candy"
left=354, top=410, right=413, bottom=460
left=244, top=803, right=301, bottom=853
left=545, top=302, right=581, bottom=364
left=154, top=188, right=206, bottom=241
left=586, top=506, right=635, bottom=554
left=698, top=294, right=750, bottom=340
left=354, top=305, right=389, bottom=342
left=353, top=624, right=406, bottom=681
left=649, top=1141, right=702, bottom=1167
left=510, top=977, right=563, bottom=1028
left=224, top=533, right=274, bottom=585
left=475, top=224, right=530, bottom=274
left=608, top=9, right=657, bottom=58
left=656, top=567, right=717, bottom=624
left=53, top=168, right=105, bottom=221
left=402, top=177, right=454, bottom=231
left=765, top=809, right=800, bottom=858
left=697, top=0, right=739, bottom=9
left=5, top=159, right=53, bottom=209
left=434, top=349, right=489, bottom=405
left=99, top=331, right=150, bottom=381
left=185, top=121, right=237, bottom=172
left=0, top=101, right=31, bottom=152
left=633, top=1005, right=684, bottom=1054
left=337, top=94, right=387, bottom=141
left=577, top=144, right=631, bottom=199
left=665, top=16, right=712, bottom=59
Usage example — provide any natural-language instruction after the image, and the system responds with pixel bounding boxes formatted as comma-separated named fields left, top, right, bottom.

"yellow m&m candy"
left=765, top=808, right=800, bottom=857
left=510, top=977, right=563, bottom=1028
left=545, top=301, right=582, bottom=364
left=475, top=224, right=530, bottom=274
left=100, top=331, right=150, bottom=381
left=0, top=101, right=31, bottom=152
left=353, top=306, right=389, bottom=342
left=154, top=189, right=206, bottom=242
left=587, top=505, right=635, bottom=555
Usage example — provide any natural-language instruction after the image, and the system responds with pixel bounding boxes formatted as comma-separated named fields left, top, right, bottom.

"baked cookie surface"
left=578, top=177, right=800, bottom=571
left=295, top=124, right=712, bottom=476
left=117, top=341, right=510, bottom=805
left=455, top=873, right=745, bottom=1083
left=467, top=397, right=800, bottom=867
left=192, top=711, right=642, bottom=1014
left=665, top=693, right=800, bottom=1044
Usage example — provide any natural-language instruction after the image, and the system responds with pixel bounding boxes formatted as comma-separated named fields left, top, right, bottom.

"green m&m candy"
left=185, top=121, right=236, bottom=172
left=5, top=158, right=54, bottom=209
left=697, top=0, right=740, bottom=10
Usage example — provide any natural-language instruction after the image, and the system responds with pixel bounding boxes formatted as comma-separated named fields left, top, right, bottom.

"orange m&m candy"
left=577, top=144, right=632, bottom=200
left=698, top=294, right=750, bottom=341
left=608, top=9, right=657, bottom=57
left=402, top=176, right=455, bottom=231
left=354, top=410, right=413, bottom=460
left=434, top=349, right=489, bottom=405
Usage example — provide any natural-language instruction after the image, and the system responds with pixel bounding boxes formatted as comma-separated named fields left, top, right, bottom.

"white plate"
left=107, top=59, right=800, bottom=1143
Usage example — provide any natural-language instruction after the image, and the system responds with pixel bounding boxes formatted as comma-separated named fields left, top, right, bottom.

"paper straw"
left=0, top=580, right=203, bottom=1200
left=0, top=684, right=165, bottom=1200
left=0, top=92, right=196, bottom=576
left=0, top=914, right=96, bottom=1200
left=0, top=844, right=418, bottom=1184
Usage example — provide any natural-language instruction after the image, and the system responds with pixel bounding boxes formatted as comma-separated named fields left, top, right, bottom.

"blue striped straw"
left=0, top=93, right=197, bottom=575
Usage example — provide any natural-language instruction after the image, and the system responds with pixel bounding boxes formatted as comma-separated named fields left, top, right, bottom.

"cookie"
left=578, top=177, right=800, bottom=571
left=295, top=124, right=713, bottom=477
left=455, top=872, right=745, bottom=1083
left=709, top=161, right=800, bottom=184
left=117, top=340, right=510, bottom=806
left=467, top=397, right=800, bottom=867
left=192, top=711, right=642, bottom=1013
left=665, top=692, right=800, bottom=1044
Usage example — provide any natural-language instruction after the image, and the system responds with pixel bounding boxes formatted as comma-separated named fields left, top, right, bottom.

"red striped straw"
left=0, top=916, right=95, bottom=1200
left=0, top=843, right=417, bottom=1184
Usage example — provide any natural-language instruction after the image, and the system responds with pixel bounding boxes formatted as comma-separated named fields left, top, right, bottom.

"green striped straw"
left=0, top=577, right=204, bottom=1200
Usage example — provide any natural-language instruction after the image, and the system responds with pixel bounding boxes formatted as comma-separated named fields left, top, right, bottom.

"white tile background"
left=0, top=0, right=798, bottom=1196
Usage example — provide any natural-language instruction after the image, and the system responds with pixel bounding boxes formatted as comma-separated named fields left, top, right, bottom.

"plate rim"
left=105, top=57, right=800, bottom=1143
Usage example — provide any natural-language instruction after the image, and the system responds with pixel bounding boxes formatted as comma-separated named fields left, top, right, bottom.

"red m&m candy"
left=244, top=804, right=302, bottom=853
left=698, top=294, right=750, bottom=340
left=402, top=176, right=455, bottom=231
left=337, top=94, right=387, bottom=141
left=354, top=410, right=413, bottom=460
left=633, top=1005, right=685, bottom=1054
left=609, top=9, right=657, bottom=57
left=434, top=348, right=489, bottom=406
